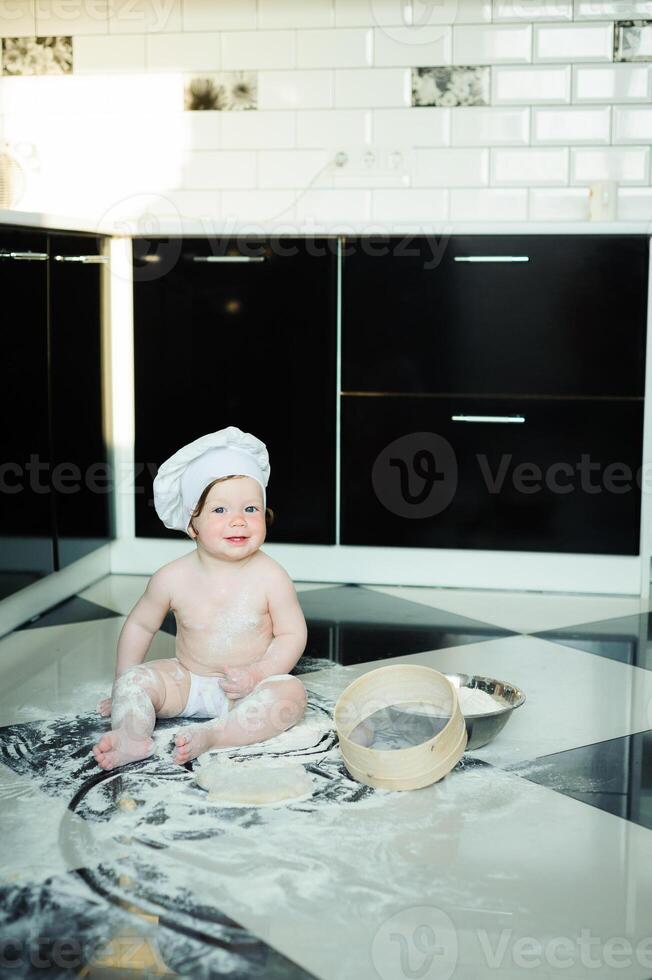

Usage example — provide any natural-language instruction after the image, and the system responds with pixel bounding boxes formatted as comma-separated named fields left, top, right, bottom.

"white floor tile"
left=294, top=581, right=342, bottom=592
left=307, top=632, right=652, bottom=766
left=78, top=574, right=149, bottom=614
left=0, top=618, right=174, bottom=727
left=364, top=583, right=648, bottom=632
left=139, top=748, right=652, bottom=980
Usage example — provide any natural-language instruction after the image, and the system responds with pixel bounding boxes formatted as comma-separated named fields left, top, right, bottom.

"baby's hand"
left=220, top=665, right=259, bottom=700
left=97, top=696, right=112, bottom=717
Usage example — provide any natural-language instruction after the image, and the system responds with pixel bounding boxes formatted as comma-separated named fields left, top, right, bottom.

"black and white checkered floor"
left=1, top=575, right=651, bottom=979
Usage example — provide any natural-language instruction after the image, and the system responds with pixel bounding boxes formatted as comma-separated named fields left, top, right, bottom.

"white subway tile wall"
left=492, top=65, right=573, bottom=103
left=532, top=105, right=611, bottom=143
left=453, top=24, right=533, bottom=63
left=533, top=22, right=614, bottom=62
left=108, top=0, right=183, bottom=35
left=491, top=146, right=569, bottom=184
left=573, top=63, right=652, bottom=100
left=0, top=0, right=649, bottom=222
left=37, top=0, right=110, bottom=36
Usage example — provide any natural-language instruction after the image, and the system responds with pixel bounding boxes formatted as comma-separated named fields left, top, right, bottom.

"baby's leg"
left=93, top=660, right=190, bottom=770
left=173, top=675, right=307, bottom=765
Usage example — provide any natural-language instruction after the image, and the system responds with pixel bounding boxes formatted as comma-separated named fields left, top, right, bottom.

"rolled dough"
left=195, top=760, right=314, bottom=806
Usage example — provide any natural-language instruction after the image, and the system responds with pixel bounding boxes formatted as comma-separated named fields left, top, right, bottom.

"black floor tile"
left=507, top=730, right=652, bottom=831
left=534, top=612, right=652, bottom=670
left=0, top=571, right=42, bottom=602
left=297, top=585, right=515, bottom=666
left=16, top=595, right=121, bottom=631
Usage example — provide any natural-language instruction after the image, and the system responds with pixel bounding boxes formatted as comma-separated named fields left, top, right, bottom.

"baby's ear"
left=186, top=523, right=197, bottom=539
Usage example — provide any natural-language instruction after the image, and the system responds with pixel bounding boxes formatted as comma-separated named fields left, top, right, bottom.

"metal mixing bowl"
left=445, top=673, right=526, bottom=750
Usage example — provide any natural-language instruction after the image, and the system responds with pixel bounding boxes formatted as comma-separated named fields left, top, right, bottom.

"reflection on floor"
left=1, top=576, right=652, bottom=979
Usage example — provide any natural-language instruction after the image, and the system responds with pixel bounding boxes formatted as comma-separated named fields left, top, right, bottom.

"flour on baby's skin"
left=207, top=590, right=261, bottom=654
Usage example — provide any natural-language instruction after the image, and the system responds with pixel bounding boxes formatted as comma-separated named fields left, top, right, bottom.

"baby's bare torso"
left=168, top=552, right=273, bottom=676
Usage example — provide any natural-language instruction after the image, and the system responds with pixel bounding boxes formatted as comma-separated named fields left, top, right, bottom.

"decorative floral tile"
left=412, top=65, right=490, bottom=107
left=1, top=36, right=72, bottom=75
left=614, top=20, right=652, bottom=61
left=184, top=71, right=257, bottom=111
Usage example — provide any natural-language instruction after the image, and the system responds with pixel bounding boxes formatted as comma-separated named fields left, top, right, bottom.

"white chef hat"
left=153, top=426, right=270, bottom=533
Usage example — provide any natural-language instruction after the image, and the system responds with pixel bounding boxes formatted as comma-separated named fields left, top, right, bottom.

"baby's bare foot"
left=97, top=696, right=112, bottom=717
left=173, top=723, right=222, bottom=765
left=92, top=731, right=155, bottom=771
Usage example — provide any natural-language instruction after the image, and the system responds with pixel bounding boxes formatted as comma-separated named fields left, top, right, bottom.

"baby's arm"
left=98, top=570, right=172, bottom=716
left=254, top=567, right=308, bottom=681
left=115, top=570, right=172, bottom=678
left=220, top=567, right=307, bottom=700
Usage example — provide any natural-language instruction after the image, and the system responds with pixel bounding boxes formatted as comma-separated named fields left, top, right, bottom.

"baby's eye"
left=213, top=506, right=226, bottom=514
left=245, top=505, right=259, bottom=513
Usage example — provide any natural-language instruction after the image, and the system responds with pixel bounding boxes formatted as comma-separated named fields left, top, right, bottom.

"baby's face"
left=189, top=476, right=266, bottom=561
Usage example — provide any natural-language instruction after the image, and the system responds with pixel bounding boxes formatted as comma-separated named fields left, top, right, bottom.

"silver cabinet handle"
left=454, top=256, right=529, bottom=263
left=54, top=254, right=108, bottom=264
left=191, top=255, right=266, bottom=264
left=0, top=251, right=48, bottom=261
left=452, top=415, right=525, bottom=423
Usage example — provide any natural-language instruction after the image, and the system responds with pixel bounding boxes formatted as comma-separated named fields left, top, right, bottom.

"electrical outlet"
left=331, top=146, right=412, bottom=188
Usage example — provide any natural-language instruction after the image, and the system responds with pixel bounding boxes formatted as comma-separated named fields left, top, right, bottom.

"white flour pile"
left=457, top=687, right=502, bottom=716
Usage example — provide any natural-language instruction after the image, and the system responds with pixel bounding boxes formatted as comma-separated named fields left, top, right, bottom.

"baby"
left=92, top=426, right=308, bottom=771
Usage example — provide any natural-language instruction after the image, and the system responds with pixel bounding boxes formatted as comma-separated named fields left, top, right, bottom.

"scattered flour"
left=457, top=687, right=503, bottom=716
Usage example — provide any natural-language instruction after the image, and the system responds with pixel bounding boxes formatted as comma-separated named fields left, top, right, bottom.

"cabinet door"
left=48, top=233, right=112, bottom=568
left=342, top=235, right=648, bottom=398
left=0, top=230, right=54, bottom=599
left=341, top=395, right=643, bottom=555
left=133, top=237, right=337, bottom=543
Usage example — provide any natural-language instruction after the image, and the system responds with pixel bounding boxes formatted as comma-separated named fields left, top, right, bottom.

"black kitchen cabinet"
left=133, top=237, right=337, bottom=543
left=341, top=395, right=643, bottom=555
left=0, top=230, right=54, bottom=599
left=0, top=227, right=111, bottom=602
left=342, top=235, right=648, bottom=398
left=48, top=232, right=112, bottom=568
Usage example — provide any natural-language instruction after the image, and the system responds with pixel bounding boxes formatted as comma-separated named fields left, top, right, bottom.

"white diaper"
left=179, top=671, right=230, bottom=719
